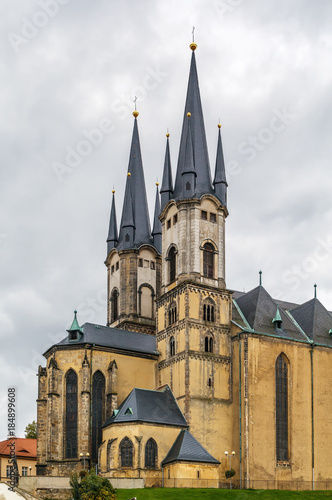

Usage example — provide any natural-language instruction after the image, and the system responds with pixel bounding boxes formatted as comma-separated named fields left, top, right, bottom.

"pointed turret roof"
left=182, top=114, right=196, bottom=176
left=173, top=46, right=214, bottom=200
left=152, top=184, right=162, bottom=253
left=107, top=190, right=118, bottom=254
left=213, top=124, right=228, bottom=205
left=160, top=133, right=173, bottom=209
left=117, top=115, right=152, bottom=250
left=161, top=429, right=220, bottom=465
left=67, top=310, right=83, bottom=335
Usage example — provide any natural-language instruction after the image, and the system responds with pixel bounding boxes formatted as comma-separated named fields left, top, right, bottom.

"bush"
left=70, top=470, right=116, bottom=500
left=225, top=468, right=235, bottom=479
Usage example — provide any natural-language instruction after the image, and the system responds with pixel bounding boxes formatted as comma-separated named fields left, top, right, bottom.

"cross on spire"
left=133, top=96, right=138, bottom=111
left=192, top=26, right=195, bottom=43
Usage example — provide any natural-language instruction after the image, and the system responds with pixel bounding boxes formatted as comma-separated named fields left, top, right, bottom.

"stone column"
left=106, top=360, right=118, bottom=419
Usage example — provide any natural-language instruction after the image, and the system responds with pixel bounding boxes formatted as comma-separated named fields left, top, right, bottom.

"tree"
left=70, top=471, right=116, bottom=500
left=24, top=420, right=37, bottom=439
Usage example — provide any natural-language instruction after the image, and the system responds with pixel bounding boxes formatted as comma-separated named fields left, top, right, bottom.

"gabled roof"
left=161, top=429, right=220, bottom=466
left=173, top=49, right=214, bottom=201
left=289, top=298, right=332, bottom=346
left=234, top=286, right=307, bottom=341
left=45, top=322, right=158, bottom=357
left=0, top=438, right=37, bottom=459
left=103, top=386, right=187, bottom=428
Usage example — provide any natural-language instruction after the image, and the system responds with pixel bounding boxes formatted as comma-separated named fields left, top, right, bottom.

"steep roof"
left=117, top=116, right=152, bottom=250
left=213, top=125, right=228, bottom=206
left=45, top=322, right=158, bottom=357
left=289, top=298, right=332, bottom=346
left=234, top=286, right=307, bottom=341
left=0, top=438, right=37, bottom=459
left=173, top=48, right=214, bottom=200
left=160, top=134, right=173, bottom=209
left=103, top=386, right=187, bottom=428
left=161, top=429, right=220, bottom=465
left=152, top=184, right=162, bottom=253
left=106, top=191, right=118, bottom=254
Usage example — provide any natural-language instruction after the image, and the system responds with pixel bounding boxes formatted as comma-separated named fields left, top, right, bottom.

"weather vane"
left=192, top=26, right=195, bottom=43
left=133, top=96, right=138, bottom=111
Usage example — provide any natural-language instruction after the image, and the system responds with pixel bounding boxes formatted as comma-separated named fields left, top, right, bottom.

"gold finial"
left=187, top=112, right=191, bottom=117
left=133, top=96, right=139, bottom=118
left=218, top=123, right=221, bottom=129
left=190, top=27, right=197, bottom=51
left=112, top=189, right=115, bottom=193
left=156, top=182, right=159, bottom=186
left=127, top=172, right=131, bottom=177
left=166, top=132, right=170, bottom=137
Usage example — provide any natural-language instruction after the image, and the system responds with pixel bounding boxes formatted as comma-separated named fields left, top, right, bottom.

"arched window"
left=120, top=437, right=133, bottom=467
left=203, top=243, right=214, bottom=278
left=204, top=336, right=213, bottom=353
left=65, top=369, right=77, bottom=459
left=170, top=336, right=175, bottom=357
left=92, top=371, right=105, bottom=463
left=111, top=288, right=119, bottom=323
left=276, top=354, right=289, bottom=462
left=203, top=303, right=215, bottom=322
left=168, top=303, right=177, bottom=326
left=168, top=247, right=176, bottom=283
left=145, top=438, right=158, bottom=468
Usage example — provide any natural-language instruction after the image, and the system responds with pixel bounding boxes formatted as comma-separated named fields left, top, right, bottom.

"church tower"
left=105, top=111, right=161, bottom=335
left=156, top=42, right=233, bottom=461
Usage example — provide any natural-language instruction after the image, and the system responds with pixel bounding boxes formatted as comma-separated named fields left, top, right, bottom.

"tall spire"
left=152, top=183, right=162, bottom=253
left=173, top=44, right=214, bottom=200
left=213, top=123, right=228, bottom=206
left=117, top=112, right=152, bottom=249
left=160, top=132, right=173, bottom=210
left=181, top=113, right=196, bottom=198
left=118, top=173, right=135, bottom=249
left=107, top=190, right=118, bottom=255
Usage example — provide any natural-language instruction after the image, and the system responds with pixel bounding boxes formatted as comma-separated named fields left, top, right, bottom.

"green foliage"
left=70, top=470, right=116, bottom=500
left=225, top=468, right=236, bottom=479
left=24, top=420, right=37, bottom=439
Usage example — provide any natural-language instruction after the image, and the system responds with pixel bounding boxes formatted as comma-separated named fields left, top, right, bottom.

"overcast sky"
left=1, top=0, right=332, bottom=439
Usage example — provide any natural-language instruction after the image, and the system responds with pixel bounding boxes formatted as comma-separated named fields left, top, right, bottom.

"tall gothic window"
left=168, top=247, right=176, bottom=283
left=120, top=437, right=133, bottom=467
left=111, top=289, right=119, bottom=322
left=92, top=371, right=105, bottom=463
left=276, top=353, right=289, bottom=462
left=203, top=243, right=214, bottom=278
left=65, top=369, right=77, bottom=459
left=145, top=438, right=157, bottom=468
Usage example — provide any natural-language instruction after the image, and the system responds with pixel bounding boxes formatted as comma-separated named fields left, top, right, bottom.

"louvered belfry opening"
left=276, top=353, right=289, bottom=462
left=203, top=243, right=214, bottom=278
left=65, top=369, right=78, bottom=459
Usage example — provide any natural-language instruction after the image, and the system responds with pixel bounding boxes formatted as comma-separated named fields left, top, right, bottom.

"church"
left=36, top=41, right=332, bottom=490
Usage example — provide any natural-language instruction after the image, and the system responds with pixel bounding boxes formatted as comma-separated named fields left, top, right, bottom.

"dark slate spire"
left=160, top=133, right=173, bottom=210
left=117, top=113, right=152, bottom=250
left=181, top=113, right=196, bottom=198
left=173, top=45, right=214, bottom=200
left=213, top=124, right=228, bottom=206
left=118, top=173, right=135, bottom=249
left=107, top=190, right=118, bottom=254
left=152, top=183, right=162, bottom=253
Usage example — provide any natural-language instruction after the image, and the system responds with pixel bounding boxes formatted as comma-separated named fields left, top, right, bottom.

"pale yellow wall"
left=100, top=422, right=185, bottom=478
left=0, top=456, right=36, bottom=480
